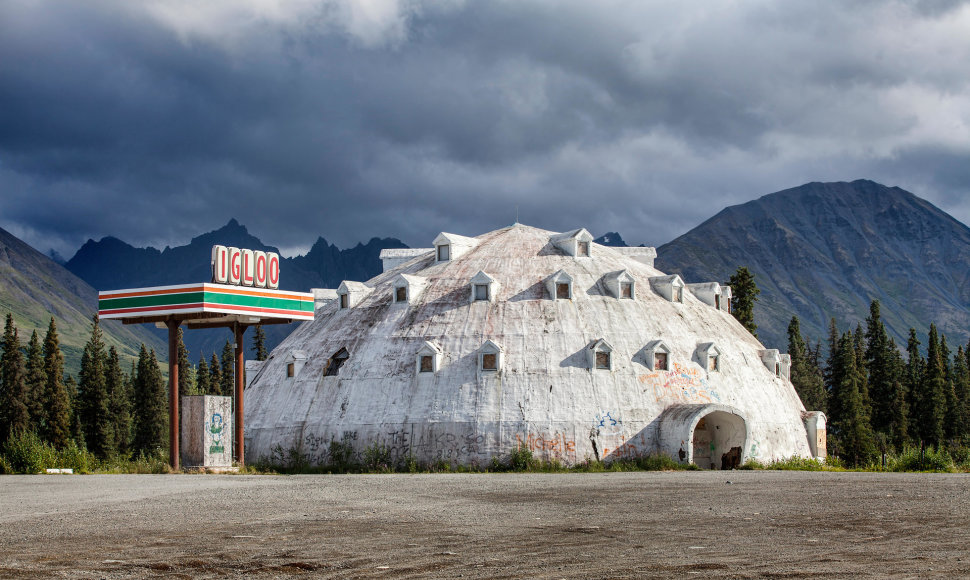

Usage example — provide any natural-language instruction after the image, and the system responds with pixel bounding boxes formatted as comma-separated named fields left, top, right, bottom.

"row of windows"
left=338, top=272, right=700, bottom=309
left=287, top=340, right=725, bottom=379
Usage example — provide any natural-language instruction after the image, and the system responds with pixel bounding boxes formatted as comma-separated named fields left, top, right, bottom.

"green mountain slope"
left=0, top=226, right=165, bottom=376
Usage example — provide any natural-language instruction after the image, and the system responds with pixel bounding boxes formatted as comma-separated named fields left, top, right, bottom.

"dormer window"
left=478, top=340, right=503, bottom=373
left=697, top=342, right=721, bottom=373
left=760, top=349, right=789, bottom=379
left=337, top=280, right=372, bottom=309
left=643, top=340, right=671, bottom=372
left=604, top=270, right=636, bottom=300
left=474, top=284, right=489, bottom=301
left=550, top=228, right=594, bottom=258
left=286, top=350, right=308, bottom=380
left=391, top=273, right=427, bottom=304
left=415, top=341, right=442, bottom=375
left=469, top=271, right=499, bottom=303
left=587, top=339, right=614, bottom=371
left=686, top=282, right=722, bottom=309
left=649, top=275, right=685, bottom=303
left=544, top=270, right=573, bottom=301
left=324, top=347, right=349, bottom=377
left=433, top=232, right=478, bottom=262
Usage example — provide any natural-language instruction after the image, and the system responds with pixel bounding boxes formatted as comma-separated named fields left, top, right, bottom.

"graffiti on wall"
left=592, top=411, right=622, bottom=435
left=638, top=363, right=721, bottom=403
left=514, top=431, right=576, bottom=460
left=207, top=412, right=226, bottom=454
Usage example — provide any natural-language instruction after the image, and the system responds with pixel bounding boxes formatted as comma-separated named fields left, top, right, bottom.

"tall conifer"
left=196, top=355, right=210, bottom=397
left=918, top=324, right=946, bottom=448
left=0, top=313, right=29, bottom=446
left=78, top=315, right=113, bottom=458
left=788, top=316, right=826, bottom=412
left=105, top=346, right=131, bottom=456
left=41, top=318, right=70, bottom=448
left=177, top=328, right=191, bottom=397
left=209, top=353, right=222, bottom=396
left=220, top=340, right=235, bottom=397
left=132, top=345, right=167, bottom=457
left=24, top=330, right=46, bottom=428
left=728, top=266, right=759, bottom=337
left=252, top=325, right=268, bottom=361
left=831, top=331, right=876, bottom=466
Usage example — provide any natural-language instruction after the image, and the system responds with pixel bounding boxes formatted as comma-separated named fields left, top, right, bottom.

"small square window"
left=556, top=283, right=570, bottom=299
left=577, top=241, right=590, bottom=257
left=775, top=363, right=780, bottom=377
left=655, top=352, right=668, bottom=371
left=715, top=294, right=721, bottom=309
left=482, top=353, right=497, bottom=371
left=474, top=284, right=489, bottom=301
left=339, top=294, right=348, bottom=309
left=595, top=351, right=611, bottom=370
left=395, top=286, right=407, bottom=302
left=709, top=355, right=718, bottom=372
left=620, top=282, right=633, bottom=299
left=287, top=362, right=295, bottom=377
left=437, top=245, right=450, bottom=261
left=420, top=355, right=434, bottom=373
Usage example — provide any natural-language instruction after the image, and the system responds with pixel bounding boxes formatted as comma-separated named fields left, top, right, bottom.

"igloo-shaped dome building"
left=245, top=224, right=825, bottom=469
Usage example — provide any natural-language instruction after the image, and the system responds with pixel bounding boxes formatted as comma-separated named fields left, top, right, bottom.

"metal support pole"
left=167, top=319, right=180, bottom=471
left=234, top=323, right=246, bottom=465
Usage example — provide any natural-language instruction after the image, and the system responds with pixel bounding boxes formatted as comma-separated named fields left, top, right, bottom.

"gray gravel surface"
left=1, top=471, right=969, bottom=578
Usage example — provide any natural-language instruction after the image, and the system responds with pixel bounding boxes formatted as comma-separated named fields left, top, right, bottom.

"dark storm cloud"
left=1, top=0, right=969, bottom=257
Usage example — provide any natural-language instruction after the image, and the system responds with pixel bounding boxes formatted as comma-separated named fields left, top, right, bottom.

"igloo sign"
left=211, top=245, right=280, bottom=289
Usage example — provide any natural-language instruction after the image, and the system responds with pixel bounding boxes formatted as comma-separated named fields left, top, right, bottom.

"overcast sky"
left=2, top=0, right=969, bottom=257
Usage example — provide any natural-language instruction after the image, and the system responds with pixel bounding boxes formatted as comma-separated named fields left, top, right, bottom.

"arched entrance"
left=691, top=410, right=746, bottom=470
left=658, top=404, right=749, bottom=469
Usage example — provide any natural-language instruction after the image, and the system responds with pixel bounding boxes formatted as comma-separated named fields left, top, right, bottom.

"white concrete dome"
left=245, top=224, right=824, bottom=468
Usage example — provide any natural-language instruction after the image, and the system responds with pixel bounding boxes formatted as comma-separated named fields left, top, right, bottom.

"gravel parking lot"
left=2, top=471, right=969, bottom=578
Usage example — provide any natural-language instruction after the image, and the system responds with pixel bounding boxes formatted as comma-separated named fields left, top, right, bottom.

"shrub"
left=506, top=444, right=537, bottom=471
left=2, top=432, right=54, bottom=474
left=362, top=442, right=392, bottom=473
left=327, top=439, right=357, bottom=472
left=889, top=446, right=954, bottom=473
left=767, top=456, right=825, bottom=471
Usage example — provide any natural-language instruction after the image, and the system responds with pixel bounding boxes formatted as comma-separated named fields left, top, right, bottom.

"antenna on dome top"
left=515, top=205, right=519, bottom=225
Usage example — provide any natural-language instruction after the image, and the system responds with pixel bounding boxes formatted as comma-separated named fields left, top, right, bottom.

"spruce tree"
left=787, top=316, right=826, bottom=412
left=196, top=355, right=210, bottom=397
left=831, top=331, right=877, bottom=467
left=0, top=313, right=29, bottom=446
left=854, top=323, right=871, bottom=414
left=132, top=345, right=167, bottom=457
left=209, top=353, right=222, bottom=396
left=24, top=329, right=46, bottom=429
left=105, top=347, right=131, bottom=456
left=65, top=375, right=83, bottom=446
left=824, top=318, right=840, bottom=394
left=952, top=346, right=970, bottom=442
left=865, top=301, right=897, bottom=437
left=41, top=318, right=70, bottom=448
left=220, top=340, right=235, bottom=397
left=941, top=335, right=959, bottom=441
left=917, top=324, right=946, bottom=448
left=252, top=325, right=268, bottom=361
left=728, top=266, right=759, bottom=337
left=885, top=338, right=909, bottom=450
left=904, top=328, right=924, bottom=443
left=78, top=315, right=113, bottom=458
left=177, top=328, right=191, bottom=398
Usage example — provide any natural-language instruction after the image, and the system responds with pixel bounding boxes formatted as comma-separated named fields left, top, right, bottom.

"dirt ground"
left=1, top=470, right=969, bottom=578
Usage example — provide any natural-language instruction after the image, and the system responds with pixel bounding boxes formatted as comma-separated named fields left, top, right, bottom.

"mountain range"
left=0, top=226, right=164, bottom=376
left=655, top=180, right=970, bottom=349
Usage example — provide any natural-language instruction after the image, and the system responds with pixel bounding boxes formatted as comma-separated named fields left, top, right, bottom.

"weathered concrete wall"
left=246, top=225, right=812, bottom=468
left=181, top=395, right=233, bottom=468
